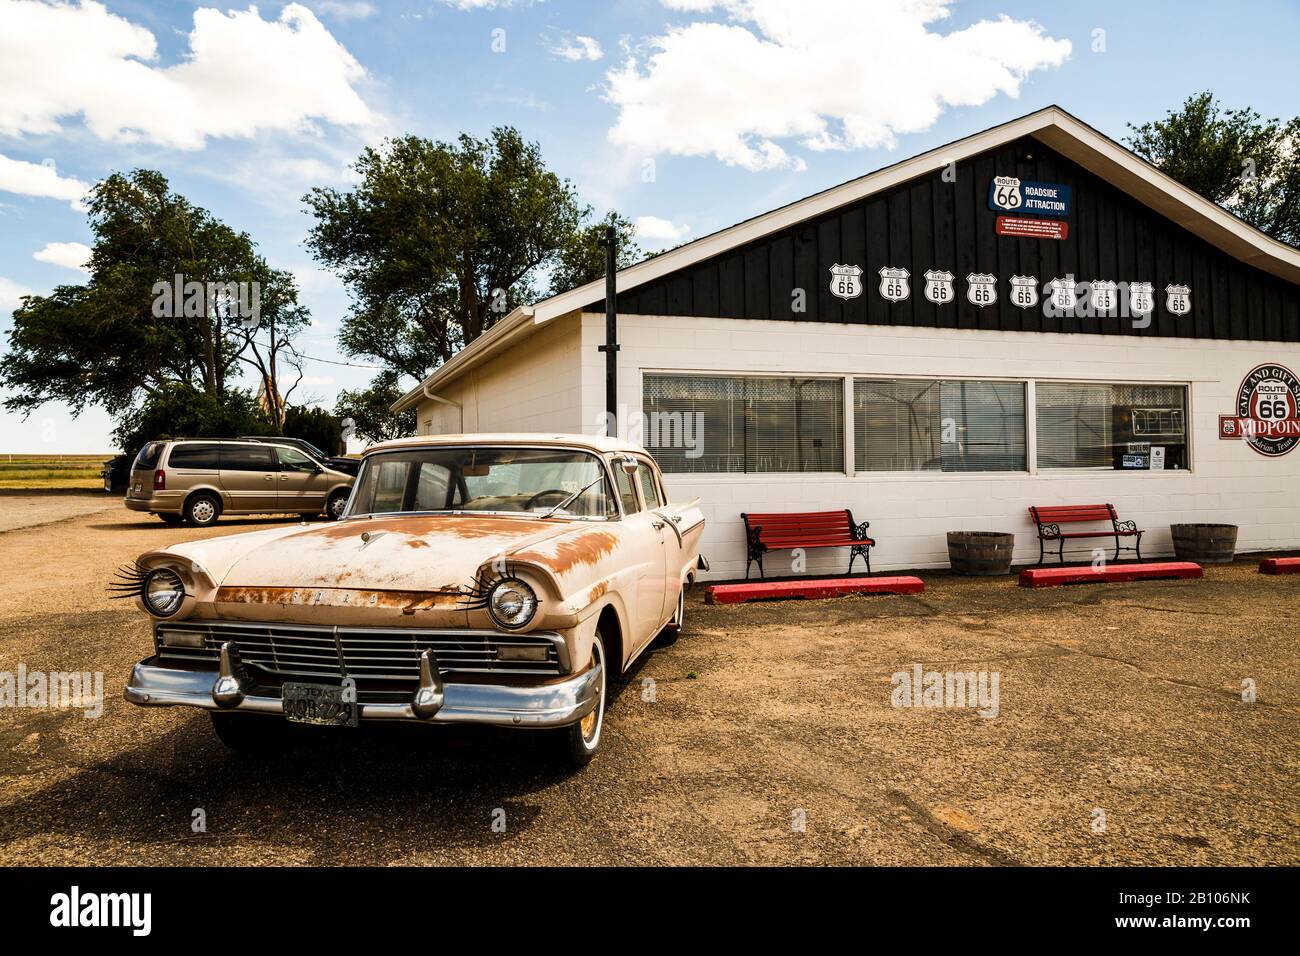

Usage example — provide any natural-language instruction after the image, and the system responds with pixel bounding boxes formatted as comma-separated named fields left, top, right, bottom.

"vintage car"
left=118, top=434, right=706, bottom=767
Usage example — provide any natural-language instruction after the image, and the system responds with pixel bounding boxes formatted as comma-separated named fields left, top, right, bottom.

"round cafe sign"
left=1236, top=363, right=1300, bottom=457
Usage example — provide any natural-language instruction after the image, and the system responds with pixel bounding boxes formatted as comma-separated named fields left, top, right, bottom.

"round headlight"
left=488, top=578, right=537, bottom=630
left=143, top=567, right=186, bottom=617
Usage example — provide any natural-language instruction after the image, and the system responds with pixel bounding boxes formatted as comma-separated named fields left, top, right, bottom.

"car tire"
left=157, top=513, right=183, bottom=525
left=654, top=587, right=686, bottom=646
left=184, top=493, right=221, bottom=527
left=209, top=712, right=289, bottom=753
left=556, top=632, right=606, bottom=770
left=326, top=490, right=350, bottom=521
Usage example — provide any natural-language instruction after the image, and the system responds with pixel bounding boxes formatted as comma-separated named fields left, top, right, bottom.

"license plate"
left=132, top=482, right=141, bottom=494
left=282, top=682, right=358, bottom=727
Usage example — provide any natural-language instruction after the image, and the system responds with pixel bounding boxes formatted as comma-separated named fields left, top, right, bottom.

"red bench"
left=741, top=510, right=874, bottom=579
left=1028, top=503, right=1144, bottom=565
left=1259, top=557, right=1300, bottom=575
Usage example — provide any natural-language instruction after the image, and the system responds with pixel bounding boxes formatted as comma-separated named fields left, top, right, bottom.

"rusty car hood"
left=211, top=514, right=586, bottom=592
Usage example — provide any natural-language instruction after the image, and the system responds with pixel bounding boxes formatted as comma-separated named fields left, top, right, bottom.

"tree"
left=282, top=405, right=344, bottom=457
left=335, top=372, right=417, bottom=445
left=1127, top=92, right=1300, bottom=247
left=304, top=128, right=640, bottom=384
left=113, top=382, right=272, bottom=457
left=1, top=169, right=310, bottom=445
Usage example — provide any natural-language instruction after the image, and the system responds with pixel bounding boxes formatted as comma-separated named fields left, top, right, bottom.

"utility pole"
left=597, top=225, right=619, bottom=437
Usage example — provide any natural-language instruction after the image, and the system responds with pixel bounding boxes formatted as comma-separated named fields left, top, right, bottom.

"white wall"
left=582, top=312, right=1300, bottom=579
left=415, top=311, right=583, bottom=436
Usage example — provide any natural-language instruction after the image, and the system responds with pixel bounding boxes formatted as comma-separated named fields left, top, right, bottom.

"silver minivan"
left=124, top=439, right=355, bottom=526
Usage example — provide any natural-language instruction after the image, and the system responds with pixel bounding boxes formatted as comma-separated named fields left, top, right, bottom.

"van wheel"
left=327, top=490, right=349, bottom=520
left=184, top=493, right=221, bottom=527
left=555, top=633, right=606, bottom=770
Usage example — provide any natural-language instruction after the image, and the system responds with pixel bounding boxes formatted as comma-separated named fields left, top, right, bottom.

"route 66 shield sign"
left=1090, top=279, right=1118, bottom=314
left=1008, top=275, right=1039, bottom=309
left=878, top=266, right=910, bottom=302
left=1129, top=281, right=1154, bottom=317
left=1165, top=284, right=1191, bottom=316
left=1047, top=275, right=1077, bottom=313
left=966, top=273, right=997, bottom=307
left=923, top=270, right=954, bottom=305
left=989, top=176, right=1022, bottom=212
left=828, top=264, right=863, bottom=301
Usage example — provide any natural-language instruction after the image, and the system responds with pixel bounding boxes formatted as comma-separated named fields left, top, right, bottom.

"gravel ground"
left=0, top=498, right=1297, bottom=866
left=0, top=491, right=117, bottom=533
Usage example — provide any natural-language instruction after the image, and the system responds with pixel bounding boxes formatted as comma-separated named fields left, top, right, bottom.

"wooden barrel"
left=1170, top=524, right=1238, bottom=563
left=947, top=531, right=1015, bottom=576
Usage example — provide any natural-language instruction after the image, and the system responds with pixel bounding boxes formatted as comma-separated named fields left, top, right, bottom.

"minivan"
left=124, top=439, right=355, bottom=526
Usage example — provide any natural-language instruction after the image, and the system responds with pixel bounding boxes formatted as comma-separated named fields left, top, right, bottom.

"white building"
left=393, top=107, right=1300, bottom=579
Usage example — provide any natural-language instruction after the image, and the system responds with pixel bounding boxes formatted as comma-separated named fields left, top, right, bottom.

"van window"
left=220, top=446, right=275, bottom=472
left=167, top=443, right=221, bottom=470
left=276, top=446, right=319, bottom=473
left=133, top=442, right=163, bottom=470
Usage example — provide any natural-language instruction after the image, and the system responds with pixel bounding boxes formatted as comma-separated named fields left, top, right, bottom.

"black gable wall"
left=587, top=136, right=1300, bottom=343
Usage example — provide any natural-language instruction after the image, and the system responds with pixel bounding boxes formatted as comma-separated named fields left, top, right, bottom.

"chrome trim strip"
left=124, top=659, right=601, bottom=729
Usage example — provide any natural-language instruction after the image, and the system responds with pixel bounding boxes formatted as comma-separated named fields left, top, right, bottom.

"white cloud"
left=439, top=0, right=534, bottom=9
left=313, top=1, right=376, bottom=20
left=33, top=241, right=91, bottom=273
left=0, top=276, right=34, bottom=314
left=634, top=215, right=689, bottom=245
left=606, top=0, right=1071, bottom=171
left=0, top=153, right=90, bottom=209
left=549, top=34, right=604, bottom=62
left=0, top=1, right=377, bottom=150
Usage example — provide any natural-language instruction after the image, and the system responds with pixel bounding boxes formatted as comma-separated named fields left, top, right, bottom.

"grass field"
left=0, top=454, right=114, bottom=490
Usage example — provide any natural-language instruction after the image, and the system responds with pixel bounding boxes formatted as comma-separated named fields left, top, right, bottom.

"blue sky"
left=1, top=0, right=1297, bottom=452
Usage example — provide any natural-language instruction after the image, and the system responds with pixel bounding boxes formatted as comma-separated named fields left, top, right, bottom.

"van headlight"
left=143, top=567, right=186, bottom=617
left=488, top=578, right=537, bottom=630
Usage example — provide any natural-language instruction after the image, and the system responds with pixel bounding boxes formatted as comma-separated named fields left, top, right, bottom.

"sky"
left=0, top=0, right=1297, bottom=453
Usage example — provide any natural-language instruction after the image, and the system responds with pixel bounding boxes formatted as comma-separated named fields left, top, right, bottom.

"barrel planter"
left=1170, top=523, right=1238, bottom=564
left=947, top=531, right=1015, bottom=576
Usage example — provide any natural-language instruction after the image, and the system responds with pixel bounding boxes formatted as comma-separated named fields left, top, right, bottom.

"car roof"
left=364, top=433, right=650, bottom=457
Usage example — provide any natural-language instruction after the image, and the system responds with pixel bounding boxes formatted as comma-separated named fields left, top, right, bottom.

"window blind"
left=854, top=379, right=1026, bottom=472
left=643, top=374, right=843, bottom=473
left=1036, top=383, right=1188, bottom=470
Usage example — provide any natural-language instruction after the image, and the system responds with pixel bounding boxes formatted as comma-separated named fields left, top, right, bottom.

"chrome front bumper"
left=124, top=649, right=602, bottom=730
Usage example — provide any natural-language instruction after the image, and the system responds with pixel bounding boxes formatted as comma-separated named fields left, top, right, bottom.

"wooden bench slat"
left=742, top=508, right=873, bottom=579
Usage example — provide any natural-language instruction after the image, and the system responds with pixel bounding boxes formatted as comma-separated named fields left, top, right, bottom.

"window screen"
left=854, top=379, right=1026, bottom=472
left=1036, top=383, right=1188, bottom=470
left=643, top=374, right=843, bottom=473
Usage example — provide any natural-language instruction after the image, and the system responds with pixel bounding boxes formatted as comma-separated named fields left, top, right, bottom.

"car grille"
left=155, top=620, right=565, bottom=685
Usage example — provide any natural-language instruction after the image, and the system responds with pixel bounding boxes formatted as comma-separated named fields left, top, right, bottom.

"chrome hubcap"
left=192, top=500, right=214, bottom=522
left=579, top=639, right=604, bottom=746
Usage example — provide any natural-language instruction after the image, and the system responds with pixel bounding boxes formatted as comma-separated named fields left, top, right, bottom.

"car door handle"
left=264, top=475, right=274, bottom=481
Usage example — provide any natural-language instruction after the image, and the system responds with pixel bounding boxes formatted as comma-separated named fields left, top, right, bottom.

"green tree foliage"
left=282, top=405, right=345, bottom=457
left=113, top=382, right=272, bottom=456
left=1, top=169, right=310, bottom=434
left=304, top=128, right=640, bottom=383
left=1126, top=92, right=1300, bottom=247
left=334, top=372, right=417, bottom=445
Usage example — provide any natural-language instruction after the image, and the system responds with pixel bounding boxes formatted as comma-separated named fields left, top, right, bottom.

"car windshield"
left=346, top=447, right=616, bottom=519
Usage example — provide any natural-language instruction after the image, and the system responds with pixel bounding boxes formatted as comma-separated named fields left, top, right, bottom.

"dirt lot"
left=0, top=493, right=1296, bottom=866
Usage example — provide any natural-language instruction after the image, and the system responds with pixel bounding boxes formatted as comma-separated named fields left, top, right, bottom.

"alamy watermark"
left=0, top=664, right=104, bottom=718
left=152, top=273, right=261, bottom=329
left=596, top=404, right=704, bottom=459
left=890, top=664, right=1000, bottom=718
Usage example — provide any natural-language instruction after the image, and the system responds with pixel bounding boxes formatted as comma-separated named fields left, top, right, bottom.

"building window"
left=643, top=374, right=844, bottom=474
left=854, top=379, right=1026, bottom=472
left=1035, top=383, right=1189, bottom=471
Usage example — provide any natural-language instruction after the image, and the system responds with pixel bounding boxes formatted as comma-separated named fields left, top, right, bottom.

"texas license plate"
left=282, top=682, right=358, bottom=727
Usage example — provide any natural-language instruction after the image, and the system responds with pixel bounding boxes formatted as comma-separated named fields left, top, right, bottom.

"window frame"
left=639, top=369, right=1195, bottom=478
left=1032, top=379, right=1194, bottom=476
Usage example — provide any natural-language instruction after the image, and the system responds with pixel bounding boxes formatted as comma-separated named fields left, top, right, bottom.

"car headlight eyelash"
left=458, top=565, right=539, bottom=629
left=108, top=563, right=187, bottom=617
